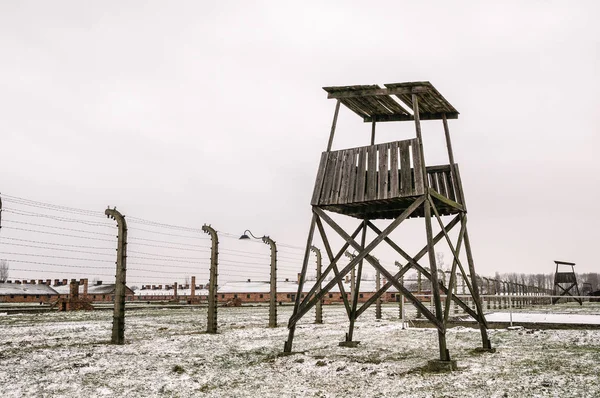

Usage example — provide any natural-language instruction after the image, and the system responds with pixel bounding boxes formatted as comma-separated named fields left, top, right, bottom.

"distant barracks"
left=0, top=276, right=424, bottom=306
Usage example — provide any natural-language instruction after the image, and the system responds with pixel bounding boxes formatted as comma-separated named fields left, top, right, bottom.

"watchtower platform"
left=312, top=82, right=464, bottom=220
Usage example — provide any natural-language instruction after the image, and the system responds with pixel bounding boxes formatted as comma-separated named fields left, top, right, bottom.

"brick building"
left=0, top=280, right=58, bottom=303
left=0, top=279, right=135, bottom=304
left=53, top=279, right=135, bottom=303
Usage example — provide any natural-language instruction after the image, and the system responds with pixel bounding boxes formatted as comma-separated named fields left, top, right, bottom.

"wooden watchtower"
left=552, top=260, right=582, bottom=305
left=284, top=81, right=492, bottom=363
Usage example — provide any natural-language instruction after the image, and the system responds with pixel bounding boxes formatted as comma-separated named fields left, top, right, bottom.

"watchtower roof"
left=323, top=81, right=459, bottom=123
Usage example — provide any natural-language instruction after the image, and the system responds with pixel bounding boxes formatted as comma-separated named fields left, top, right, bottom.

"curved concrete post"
left=202, top=224, right=219, bottom=334
left=263, top=236, right=277, bottom=328
left=105, top=207, right=127, bottom=345
left=311, top=246, right=323, bottom=324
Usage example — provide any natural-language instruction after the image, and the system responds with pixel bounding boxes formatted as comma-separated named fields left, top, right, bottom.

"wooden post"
left=484, top=278, right=490, bottom=310
left=326, top=100, right=341, bottom=151
left=371, top=120, right=376, bottom=145
left=394, top=261, right=405, bottom=320
left=424, top=199, right=449, bottom=361
left=285, top=215, right=317, bottom=353
left=346, top=221, right=367, bottom=343
left=453, top=272, right=458, bottom=314
left=442, top=113, right=465, bottom=207
left=105, top=207, right=127, bottom=345
left=311, top=245, right=323, bottom=324
left=398, top=273, right=404, bottom=320
left=202, top=224, right=218, bottom=334
left=375, top=268, right=382, bottom=320
left=263, top=236, right=278, bottom=328
left=462, top=225, right=492, bottom=350
left=412, top=94, right=429, bottom=189
left=416, top=268, right=423, bottom=318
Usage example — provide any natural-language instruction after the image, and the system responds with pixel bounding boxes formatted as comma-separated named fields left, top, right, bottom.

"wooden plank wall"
left=425, top=165, right=458, bottom=203
left=311, top=138, right=428, bottom=206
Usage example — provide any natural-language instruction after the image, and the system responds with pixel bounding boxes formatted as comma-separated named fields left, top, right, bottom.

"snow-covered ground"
left=483, top=312, right=600, bottom=324
left=1, top=304, right=599, bottom=397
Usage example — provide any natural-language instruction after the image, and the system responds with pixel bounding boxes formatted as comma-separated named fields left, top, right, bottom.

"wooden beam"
left=289, top=200, right=423, bottom=326
left=289, top=218, right=363, bottom=326
left=356, top=215, right=461, bottom=316
left=326, top=100, right=341, bottom=152
left=326, top=86, right=430, bottom=99
left=424, top=198, right=450, bottom=360
left=311, top=215, right=356, bottom=316
left=296, top=217, right=362, bottom=314
left=318, top=211, right=444, bottom=331
left=428, top=188, right=465, bottom=212
left=443, top=221, right=466, bottom=323
left=364, top=112, right=459, bottom=123
left=285, top=214, right=317, bottom=351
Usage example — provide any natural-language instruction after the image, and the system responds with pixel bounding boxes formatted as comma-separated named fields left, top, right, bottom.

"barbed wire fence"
left=0, top=192, right=595, bottom=343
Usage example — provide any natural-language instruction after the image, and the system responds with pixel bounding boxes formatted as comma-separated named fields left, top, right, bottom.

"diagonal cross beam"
left=312, top=214, right=356, bottom=316
left=316, top=203, right=445, bottom=332
left=297, top=215, right=363, bottom=317
left=356, top=215, right=460, bottom=316
left=362, top=219, right=481, bottom=322
left=288, top=197, right=425, bottom=327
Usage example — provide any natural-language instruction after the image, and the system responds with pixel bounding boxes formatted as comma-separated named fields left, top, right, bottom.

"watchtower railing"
left=311, top=138, right=460, bottom=207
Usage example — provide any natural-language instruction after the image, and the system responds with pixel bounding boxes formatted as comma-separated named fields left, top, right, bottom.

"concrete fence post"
left=105, top=207, right=127, bottom=345
left=263, top=236, right=278, bottom=328
left=311, top=246, right=323, bottom=324
left=202, top=224, right=219, bottom=334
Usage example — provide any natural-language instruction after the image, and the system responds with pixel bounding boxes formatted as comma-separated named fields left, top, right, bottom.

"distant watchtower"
left=284, top=82, right=492, bottom=363
left=552, top=260, right=582, bottom=305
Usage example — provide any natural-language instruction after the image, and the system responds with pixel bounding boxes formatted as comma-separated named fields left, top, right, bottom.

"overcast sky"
left=1, top=1, right=599, bottom=281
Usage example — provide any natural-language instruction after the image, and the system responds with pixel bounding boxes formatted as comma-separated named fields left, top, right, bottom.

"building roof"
left=323, top=81, right=458, bottom=123
left=53, top=284, right=133, bottom=295
left=135, top=288, right=209, bottom=297
left=0, top=283, right=58, bottom=295
left=217, top=280, right=399, bottom=294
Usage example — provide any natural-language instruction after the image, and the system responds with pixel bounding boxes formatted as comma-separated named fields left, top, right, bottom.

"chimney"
left=7, top=280, right=12, bottom=284
left=16, top=280, right=21, bottom=284
left=38, top=279, right=44, bottom=285
left=173, top=282, right=178, bottom=298
left=96, top=280, right=102, bottom=286
left=46, top=279, right=52, bottom=286
left=54, top=279, right=60, bottom=286
left=83, top=279, right=88, bottom=297
left=23, top=279, right=28, bottom=284
left=70, top=279, right=79, bottom=299
left=30, top=280, right=36, bottom=285
left=158, top=285, right=162, bottom=289
left=62, top=279, right=68, bottom=286
left=191, top=276, right=196, bottom=298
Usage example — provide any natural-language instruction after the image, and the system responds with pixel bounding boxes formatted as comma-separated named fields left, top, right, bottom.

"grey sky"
left=1, top=1, right=599, bottom=280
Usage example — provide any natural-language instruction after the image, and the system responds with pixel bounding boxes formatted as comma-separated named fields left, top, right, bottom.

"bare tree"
left=0, top=259, right=8, bottom=282
left=435, top=252, right=445, bottom=271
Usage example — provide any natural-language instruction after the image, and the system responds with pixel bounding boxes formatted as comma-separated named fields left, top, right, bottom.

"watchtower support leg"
left=462, top=217, right=492, bottom=349
left=424, top=198, right=449, bottom=361
left=284, top=215, right=317, bottom=353
left=346, top=220, right=367, bottom=343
